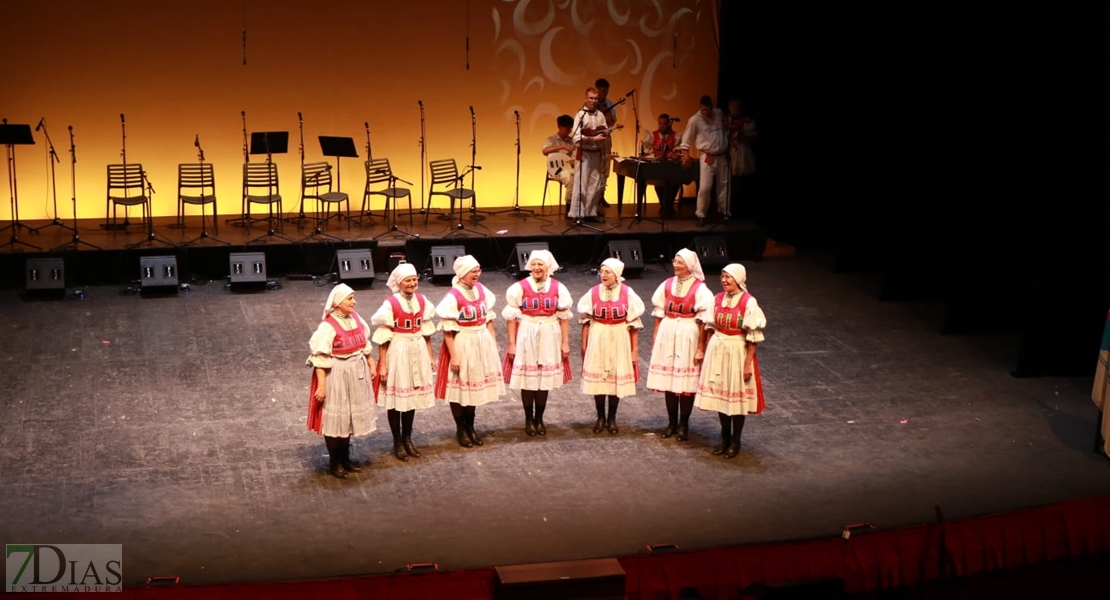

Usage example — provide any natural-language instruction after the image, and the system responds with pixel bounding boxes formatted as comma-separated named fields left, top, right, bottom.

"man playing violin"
left=569, top=87, right=611, bottom=221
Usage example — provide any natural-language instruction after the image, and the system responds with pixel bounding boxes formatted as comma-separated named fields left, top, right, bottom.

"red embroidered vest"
left=713, top=292, right=752, bottom=335
left=449, top=286, right=488, bottom=327
left=385, top=294, right=426, bottom=334
left=324, top=312, right=367, bottom=356
left=590, top=284, right=629, bottom=325
left=520, top=279, right=560, bottom=317
left=651, top=130, right=677, bottom=158
left=663, top=277, right=703, bottom=318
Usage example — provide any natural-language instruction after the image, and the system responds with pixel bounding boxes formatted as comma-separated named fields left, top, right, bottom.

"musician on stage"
left=569, top=87, right=611, bottom=221
left=642, top=113, right=683, bottom=217
left=727, top=98, right=757, bottom=216
left=542, top=114, right=576, bottom=214
left=595, top=78, right=618, bottom=207
left=678, top=95, right=732, bottom=226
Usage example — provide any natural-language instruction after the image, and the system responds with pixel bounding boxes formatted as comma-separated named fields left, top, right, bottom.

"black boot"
left=342, top=436, right=362, bottom=472
left=534, top=393, right=548, bottom=436
left=465, top=408, right=483, bottom=446
left=454, top=415, right=473, bottom=448
left=712, top=413, right=731, bottom=456
left=724, top=415, right=746, bottom=459
left=522, top=393, right=536, bottom=436
left=662, top=393, right=679, bottom=438
left=593, top=396, right=606, bottom=434
left=676, top=395, right=694, bottom=441
left=401, top=410, right=420, bottom=457
left=606, top=396, right=620, bottom=435
left=389, top=409, right=408, bottom=461
left=325, top=436, right=347, bottom=479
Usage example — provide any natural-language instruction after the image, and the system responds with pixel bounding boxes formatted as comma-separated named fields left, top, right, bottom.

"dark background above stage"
left=717, top=3, right=1106, bottom=377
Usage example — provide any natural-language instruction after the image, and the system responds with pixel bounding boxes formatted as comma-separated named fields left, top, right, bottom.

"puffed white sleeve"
left=419, top=294, right=437, bottom=337
left=481, top=283, right=498, bottom=322
left=356, top=313, right=374, bottom=354
left=501, top=282, right=524, bottom=320
left=700, top=298, right=719, bottom=329
left=692, top=283, right=716, bottom=323
left=650, top=281, right=667, bottom=319
left=555, top=280, right=573, bottom=320
left=577, top=288, right=594, bottom=324
left=625, top=285, right=646, bottom=330
left=369, top=299, right=395, bottom=345
left=306, top=320, right=337, bottom=369
left=435, top=290, right=461, bottom=332
left=743, top=296, right=767, bottom=343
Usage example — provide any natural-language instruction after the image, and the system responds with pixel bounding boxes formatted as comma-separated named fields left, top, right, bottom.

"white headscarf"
left=385, top=263, right=418, bottom=293
left=722, top=263, right=748, bottom=292
left=526, top=249, right=560, bottom=277
left=600, top=257, right=625, bottom=283
left=675, top=248, right=705, bottom=281
left=452, top=255, right=481, bottom=287
left=321, top=283, right=355, bottom=320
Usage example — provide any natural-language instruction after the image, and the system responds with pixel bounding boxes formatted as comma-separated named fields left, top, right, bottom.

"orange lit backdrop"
left=2, top=0, right=718, bottom=220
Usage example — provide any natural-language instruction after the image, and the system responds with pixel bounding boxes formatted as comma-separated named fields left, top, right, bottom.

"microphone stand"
left=490, top=110, right=534, bottom=218
left=283, top=111, right=309, bottom=227
left=417, top=100, right=428, bottom=216
left=227, top=110, right=254, bottom=227
left=125, top=167, right=176, bottom=249
left=51, top=125, right=100, bottom=251
left=465, top=105, right=492, bottom=221
left=101, top=114, right=132, bottom=231
left=356, top=121, right=377, bottom=227
left=372, top=171, right=420, bottom=241
left=562, top=110, right=603, bottom=234
left=30, top=119, right=76, bottom=236
left=181, top=135, right=229, bottom=246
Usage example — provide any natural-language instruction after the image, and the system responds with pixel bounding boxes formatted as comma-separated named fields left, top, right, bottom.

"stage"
left=1, top=239, right=1108, bottom=591
left=0, top=199, right=765, bottom=289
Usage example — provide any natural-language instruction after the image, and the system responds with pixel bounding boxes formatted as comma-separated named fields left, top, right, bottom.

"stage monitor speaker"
left=512, top=242, right=549, bottom=276
left=606, top=240, right=644, bottom=273
left=337, top=249, right=375, bottom=281
left=229, top=252, right=267, bottom=284
left=139, top=255, right=179, bottom=288
left=693, top=235, right=729, bottom=267
left=430, top=245, right=467, bottom=277
left=494, top=558, right=625, bottom=600
left=26, top=257, right=65, bottom=290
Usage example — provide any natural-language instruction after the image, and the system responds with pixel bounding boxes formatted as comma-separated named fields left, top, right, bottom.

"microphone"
left=473, top=165, right=482, bottom=170
left=364, top=121, right=369, bottom=129
left=513, top=110, right=519, bottom=117
left=297, top=111, right=303, bottom=121
left=35, top=117, right=44, bottom=131
left=469, top=105, right=475, bottom=116
left=194, top=134, right=200, bottom=147
left=241, top=110, right=245, bottom=117
left=669, top=117, right=682, bottom=122
left=120, top=113, right=125, bottom=124
left=624, top=88, right=636, bottom=98
left=418, top=100, right=423, bottom=107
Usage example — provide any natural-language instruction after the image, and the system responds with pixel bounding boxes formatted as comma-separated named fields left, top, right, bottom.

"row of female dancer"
left=306, top=248, right=766, bottom=479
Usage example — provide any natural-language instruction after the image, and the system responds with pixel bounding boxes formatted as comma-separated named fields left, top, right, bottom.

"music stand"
left=302, top=135, right=357, bottom=240
left=1, top=122, right=42, bottom=252
left=245, top=131, right=296, bottom=244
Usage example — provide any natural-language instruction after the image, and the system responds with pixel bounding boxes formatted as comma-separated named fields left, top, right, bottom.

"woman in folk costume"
left=695, top=263, right=767, bottom=458
left=577, top=257, right=645, bottom=435
left=306, top=284, right=378, bottom=479
left=434, top=255, right=505, bottom=448
left=646, top=248, right=715, bottom=441
left=502, top=249, right=573, bottom=436
left=369, top=263, right=437, bottom=462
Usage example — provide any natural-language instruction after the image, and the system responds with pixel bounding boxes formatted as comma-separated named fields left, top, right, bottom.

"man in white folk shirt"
left=678, top=95, right=732, bottom=226
left=569, top=87, right=611, bottom=222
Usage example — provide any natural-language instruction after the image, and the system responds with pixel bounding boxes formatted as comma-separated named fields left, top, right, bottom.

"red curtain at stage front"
left=27, top=496, right=1110, bottom=599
